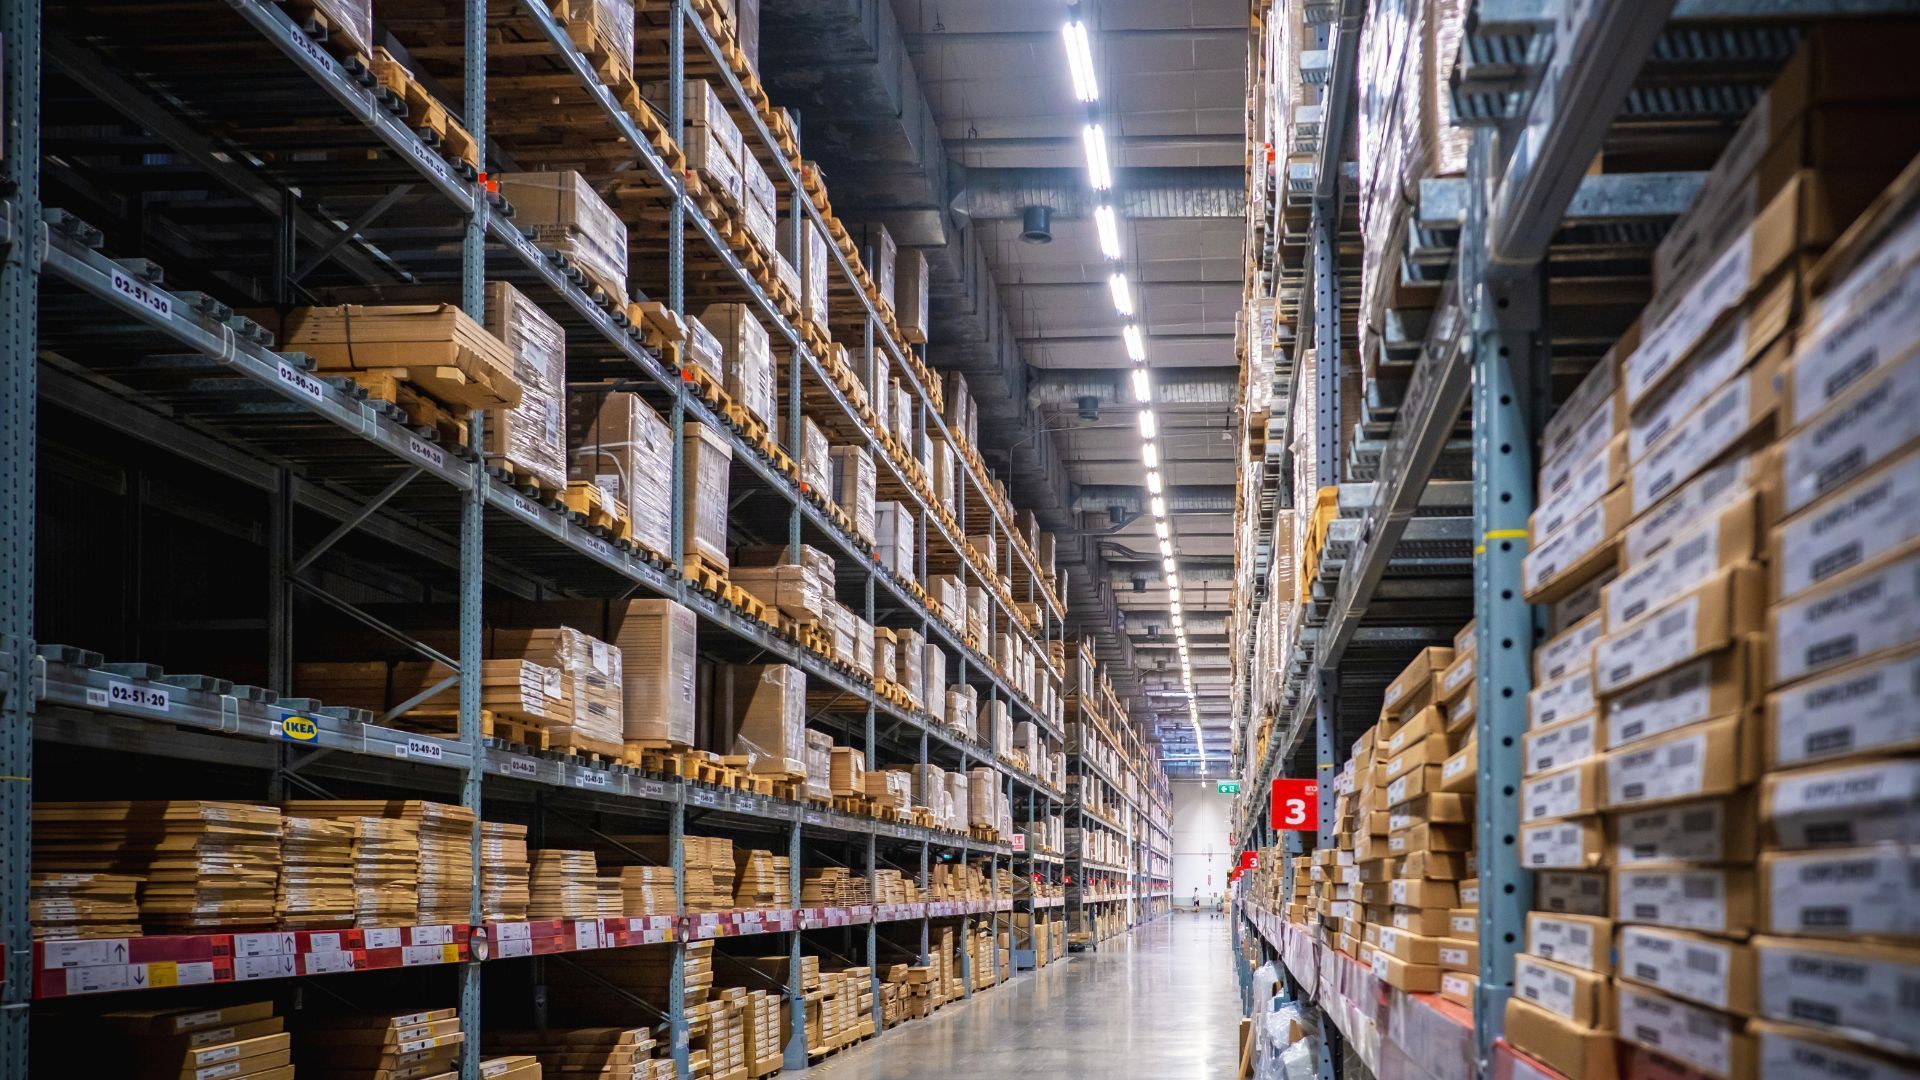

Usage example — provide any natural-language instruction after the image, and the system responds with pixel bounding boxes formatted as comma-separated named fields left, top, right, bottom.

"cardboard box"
left=1523, top=758, right=1605, bottom=823
left=1368, top=949, right=1442, bottom=993
left=1385, top=764, right=1447, bottom=806
left=1618, top=984, right=1755, bottom=1078
left=1389, top=822, right=1471, bottom=856
left=1754, top=936, right=1920, bottom=1056
left=1388, top=878, right=1458, bottom=909
left=1382, top=648, right=1452, bottom=721
left=1537, top=612, right=1605, bottom=684
left=1448, top=908, right=1479, bottom=939
left=1440, top=739, right=1476, bottom=793
left=1766, top=644, right=1920, bottom=768
left=1389, top=796, right=1472, bottom=834
left=1521, top=816, right=1608, bottom=871
left=681, top=422, right=734, bottom=570
left=1753, top=1019, right=1920, bottom=1080
left=1437, top=937, right=1477, bottom=973
left=1764, top=757, right=1920, bottom=849
left=1773, top=445, right=1920, bottom=602
left=1505, top=997, right=1617, bottom=1080
left=1528, top=912, right=1614, bottom=974
left=1769, top=542, right=1920, bottom=688
left=611, top=599, right=697, bottom=746
left=1614, top=793, right=1760, bottom=868
left=1624, top=454, right=1762, bottom=570
left=1593, top=563, right=1767, bottom=695
left=1603, top=712, right=1757, bottom=809
left=1790, top=254, right=1920, bottom=431
left=1387, top=706, right=1447, bottom=755
left=1618, top=925, right=1757, bottom=1014
left=1607, top=495, right=1763, bottom=636
left=1523, top=487, right=1630, bottom=603
left=1762, top=845, right=1920, bottom=940
left=1531, top=667, right=1597, bottom=731
left=1440, top=970, right=1477, bottom=1009
left=495, top=171, right=629, bottom=303
left=1536, top=871, right=1610, bottom=917
left=1605, top=642, right=1757, bottom=752
left=1783, top=351, right=1920, bottom=518
left=1375, top=926, right=1441, bottom=965
left=1616, top=865, right=1757, bottom=937
left=1525, top=714, right=1601, bottom=778
left=1390, top=905, right=1454, bottom=936
left=1515, top=953, right=1614, bottom=1029
left=1535, top=432, right=1629, bottom=542
left=1385, top=735, right=1453, bottom=784
left=1631, top=341, right=1788, bottom=520
left=1550, top=568, right=1614, bottom=637
left=1628, top=170, right=1890, bottom=408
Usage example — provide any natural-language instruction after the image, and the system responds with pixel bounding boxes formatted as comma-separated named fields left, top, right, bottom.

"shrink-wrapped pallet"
left=483, top=281, right=568, bottom=493
left=496, top=171, right=629, bottom=303
left=683, top=422, right=733, bottom=570
left=567, top=390, right=673, bottom=557
left=729, top=664, right=806, bottom=775
left=701, top=303, right=774, bottom=432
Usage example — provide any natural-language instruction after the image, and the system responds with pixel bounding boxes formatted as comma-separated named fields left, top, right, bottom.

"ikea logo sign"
left=279, top=714, right=319, bottom=742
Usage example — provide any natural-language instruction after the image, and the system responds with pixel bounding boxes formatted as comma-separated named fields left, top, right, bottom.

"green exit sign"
left=1217, top=782, right=1240, bottom=794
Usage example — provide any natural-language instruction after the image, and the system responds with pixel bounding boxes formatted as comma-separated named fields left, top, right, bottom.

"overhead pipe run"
left=1027, top=368, right=1238, bottom=410
left=951, top=165, right=1247, bottom=222
left=1070, top=485, right=1235, bottom=515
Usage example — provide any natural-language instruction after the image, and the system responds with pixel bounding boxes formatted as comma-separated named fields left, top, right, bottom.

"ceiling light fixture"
left=1131, top=368, right=1152, bottom=403
left=1094, top=205, right=1122, bottom=259
left=1150, top=495, right=1167, bottom=518
left=1109, top=272, right=1133, bottom=315
left=1083, top=123, right=1112, bottom=191
left=1123, top=323, right=1146, bottom=361
left=1146, top=471, right=1163, bottom=496
left=1062, top=19, right=1098, bottom=103
left=1137, top=410, right=1156, bottom=438
left=1142, top=443, right=1159, bottom=469
left=1162, top=556, right=1176, bottom=573
left=1153, top=519, right=1169, bottom=539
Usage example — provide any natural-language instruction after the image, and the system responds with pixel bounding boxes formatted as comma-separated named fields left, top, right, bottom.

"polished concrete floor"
left=796, top=912, right=1239, bottom=1079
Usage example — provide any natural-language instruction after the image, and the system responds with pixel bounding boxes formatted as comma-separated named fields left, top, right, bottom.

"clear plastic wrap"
left=929, top=435, right=955, bottom=511
left=495, top=171, right=629, bottom=303
left=831, top=746, right=866, bottom=796
left=800, top=417, right=832, bottom=493
left=891, top=383, right=913, bottom=448
left=730, top=664, right=806, bottom=774
left=490, top=626, right=624, bottom=752
left=610, top=598, right=697, bottom=746
left=861, top=222, right=897, bottom=309
left=567, top=390, right=673, bottom=556
left=864, top=770, right=913, bottom=812
left=877, top=502, right=916, bottom=580
left=684, top=314, right=725, bottom=381
left=850, top=613, right=874, bottom=678
left=895, top=628, right=924, bottom=706
left=922, top=645, right=946, bottom=719
left=683, top=422, right=733, bottom=569
left=314, top=0, right=372, bottom=57
left=805, top=730, right=833, bottom=800
left=700, top=303, right=774, bottom=429
left=872, top=351, right=891, bottom=431
left=897, top=248, right=929, bottom=344
left=967, top=768, right=997, bottom=828
left=802, top=220, right=831, bottom=331
left=741, top=150, right=778, bottom=252
left=830, top=444, right=877, bottom=545
left=483, top=281, right=568, bottom=493
left=873, top=626, right=897, bottom=683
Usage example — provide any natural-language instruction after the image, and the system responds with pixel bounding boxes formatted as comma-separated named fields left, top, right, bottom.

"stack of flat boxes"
left=1364, top=645, right=1468, bottom=997
left=1752, top=146, right=1920, bottom=1075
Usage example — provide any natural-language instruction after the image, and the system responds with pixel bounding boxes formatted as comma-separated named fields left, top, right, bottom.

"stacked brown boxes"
left=729, top=663, right=806, bottom=776
left=286, top=801, right=477, bottom=926
left=106, top=1001, right=291, bottom=1080
left=829, top=445, right=876, bottom=546
left=493, top=626, right=624, bottom=757
left=732, top=848, right=792, bottom=909
left=567, top=390, right=674, bottom=557
left=607, top=598, right=699, bottom=748
left=682, top=422, right=734, bottom=571
left=479, top=821, right=530, bottom=922
left=528, top=849, right=601, bottom=919
left=488, top=1028, right=667, bottom=1080
left=482, top=280, right=568, bottom=495
left=297, top=1008, right=465, bottom=1079
left=275, top=815, right=355, bottom=930
left=1752, top=140, right=1920, bottom=1074
left=701, top=302, right=775, bottom=435
left=32, top=801, right=283, bottom=934
left=496, top=171, right=629, bottom=303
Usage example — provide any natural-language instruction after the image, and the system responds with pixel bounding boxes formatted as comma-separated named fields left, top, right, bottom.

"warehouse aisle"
left=797, top=915, right=1239, bottom=1080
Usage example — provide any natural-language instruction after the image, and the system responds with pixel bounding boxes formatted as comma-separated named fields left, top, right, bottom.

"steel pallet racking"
left=0, top=0, right=1114, bottom=1075
left=1228, top=0, right=1920, bottom=1077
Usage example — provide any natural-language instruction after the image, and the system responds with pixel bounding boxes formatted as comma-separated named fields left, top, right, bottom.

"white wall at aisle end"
left=1172, top=780, right=1233, bottom=908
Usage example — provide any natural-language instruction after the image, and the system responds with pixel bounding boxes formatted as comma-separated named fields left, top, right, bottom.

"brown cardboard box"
left=1613, top=793, right=1760, bottom=869
left=1603, top=712, right=1758, bottom=809
left=1385, top=765, right=1447, bottom=806
left=1753, top=936, right=1920, bottom=1054
left=1616, top=865, right=1757, bottom=938
left=1773, top=445, right=1920, bottom=604
left=1526, top=714, right=1602, bottom=778
left=1436, top=937, right=1477, bottom=973
left=1537, top=612, right=1605, bottom=684
left=1388, top=794, right=1472, bottom=832
left=1617, top=925, right=1758, bottom=1015
left=1437, top=650, right=1475, bottom=705
left=1515, top=953, right=1615, bottom=1029
left=1751, top=1018, right=1919, bottom=1079
left=1375, top=926, right=1441, bottom=965
left=1537, top=871, right=1610, bottom=917
left=1616, top=983, right=1755, bottom=1078
left=1528, top=912, right=1614, bottom=974
left=1762, top=757, right=1920, bottom=850
left=1628, top=335, right=1788, bottom=519
left=1389, top=822, right=1472, bottom=856
left=1523, top=487, right=1631, bottom=604
left=1390, top=906, right=1454, bottom=936
left=1382, top=648, right=1453, bottom=721
left=1440, top=970, right=1478, bottom=1010
left=1605, top=641, right=1758, bottom=752
left=1592, top=563, right=1767, bottom=696
left=1441, top=739, right=1476, bottom=794
left=1505, top=997, right=1618, bottom=1079
left=1388, top=878, right=1458, bottom=909
left=1531, top=667, right=1597, bottom=731
left=1537, top=432, right=1629, bottom=540
left=1765, top=644, right=1920, bottom=769
left=1368, top=950, right=1442, bottom=993
left=1385, top=735, right=1453, bottom=783
left=1522, top=816, right=1608, bottom=871
left=1761, top=846, right=1920, bottom=941
left=1768, top=542, right=1920, bottom=689
left=1386, top=706, right=1447, bottom=756
left=1607, top=494, right=1764, bottom=634
left=1524, top=758, right=1605, bottom=823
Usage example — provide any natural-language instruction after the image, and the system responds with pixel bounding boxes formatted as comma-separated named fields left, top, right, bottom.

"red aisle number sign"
left=1270, top=779, right=1319, bottom=832
left=1010, top=833, right=1025, bottom=852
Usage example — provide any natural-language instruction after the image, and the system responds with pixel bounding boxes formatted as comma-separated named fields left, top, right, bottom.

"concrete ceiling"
left=763, top=0, right=1248, bottom=776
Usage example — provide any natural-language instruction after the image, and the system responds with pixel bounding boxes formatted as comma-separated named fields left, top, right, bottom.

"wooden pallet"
left=558, top=480, right=634, bottom=543
left=371, top=48, right=482, bottom=175
left=341, top=370, right=470, bottom=447
left=970, top=825, right=1001, bottom=844
left=278, top=0, right=375, bottom=70
left=683, top=552, right=728, bottom=595
left=492, top=459, right=567, bottom=504
left=831, top=794, right=870, bottom=817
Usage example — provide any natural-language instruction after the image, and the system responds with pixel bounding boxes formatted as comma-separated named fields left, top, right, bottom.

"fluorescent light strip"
left=1083, top=123, right=1112, bottom=191
left=1123, top=324, right=1145, bottom=361
left=1137, top=410, right=1156, bottom=438
left=1062, top=20, right=1098, bottom=102
left=1142, top=443, right=1159, bottom=469
left=1109, top=272, right=1133, bottom=315
left=1131, top=368, right=1152, bottom=403
left=1094, top=205, right=1122, bottom=258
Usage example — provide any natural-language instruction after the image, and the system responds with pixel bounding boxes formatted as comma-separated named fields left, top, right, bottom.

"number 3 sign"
left=1270, top=778, right=1319, bottom=832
